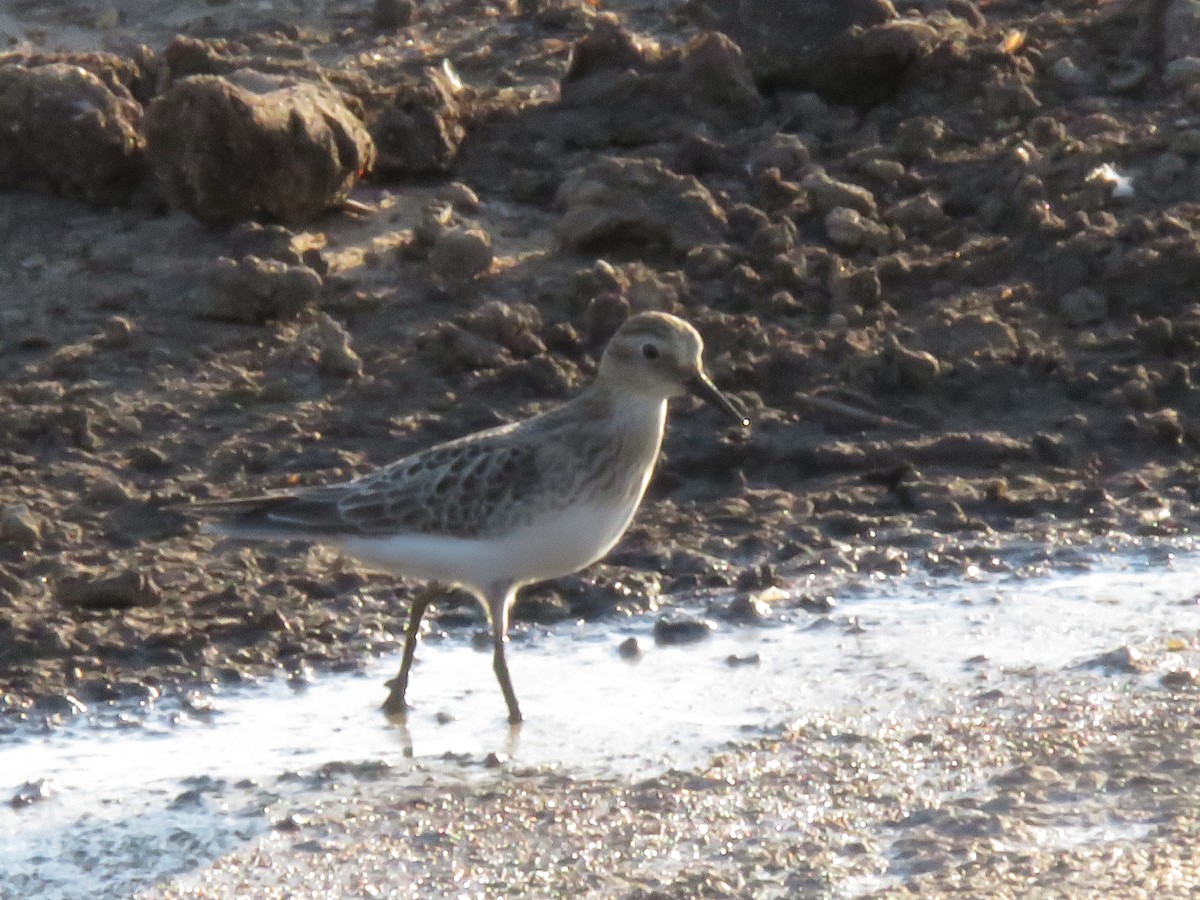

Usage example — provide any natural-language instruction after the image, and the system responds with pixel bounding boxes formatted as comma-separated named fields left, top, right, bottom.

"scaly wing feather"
left=179, top=420, right=548, bottom=539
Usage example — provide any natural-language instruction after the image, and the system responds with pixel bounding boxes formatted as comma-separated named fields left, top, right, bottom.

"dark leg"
left=383, top=587, right=435, bottom=716
left=487, top=586, right=522, bottom=725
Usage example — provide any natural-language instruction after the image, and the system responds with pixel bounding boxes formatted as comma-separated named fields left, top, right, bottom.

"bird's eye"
left=641, top=343, right=659, bottom=360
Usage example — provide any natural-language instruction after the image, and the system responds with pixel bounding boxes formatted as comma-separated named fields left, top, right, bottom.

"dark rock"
left=1161, top=668, right=1200, bottom=690
left=428, top=226, right=494, bottom=281
left=688, top=0, right=938, bottom=106
left=146, top=71, right=375, bottom=224
left=512, top=588, right=571, bottom=624
left=0, top=48, right=158, bottom=104
left=581, top=293, right=631, bottom=347
left=466, top=20, right=761, bottom=177
left=748, top=133, right=811, bottom=180
left=722, top=593, right=772, bottom=623
left=826, top=207, right=891, bottom=252
left=370, top=66, right=465, bottom=175
left=482, top=751, right=504, bottom=769
left=10, top=779, right=52, bottom=809
left=302, top=313, right=364, bottom=379
left=617, top=636, right=642, bottom=659
left=0, top=505, right=42, bottom=549
left=518, top=0, right=598, bottom=27
left=877, top=334, right=940, bottom=390
left=672, top=131, right=744, bottom=177
left=127, top=444, right=170, bottom=472
left=556, top=25, right=763, bottom=144
left=1164, top=0, right=1200, bottom=63
left=35, top=693, right=88, bottom=716
left=198, top=255, right=323, bottom=323
left=161, top=36, right=242, bottom=83
left=557, top=156, right=727, bottom=252
left=653, top=615, right=714, bottom=645
left=553, top=568, right=662, bottom=619
left=798, top=594, right=837, bottom=613
left=734, top=563, right=781, bottom=592
left=417, top=321, right=508, bottom=372
left=804, top=170, right=878, bottom=216
left=0, top=563, right=26, bottom=598
left=404, top=201, right=455, bottom=259
left=1059, top=287, right=1107, bottom=326
left=0, top=61, right=145, bottom=204
left=1080, top=644, right=1152, bottom=674
left=56, top=569, right=163, bottom=611
left=371, top=0, right=417, bottom=30
left=725, top=652, right=761, bottom=667
left=459, top=301, right=545, bottom=356
left=227, top=222, right=305, bottom=265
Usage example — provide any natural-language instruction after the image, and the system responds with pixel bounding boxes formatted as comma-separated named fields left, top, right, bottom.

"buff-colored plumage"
left=181, top=312, right=747, bottom=723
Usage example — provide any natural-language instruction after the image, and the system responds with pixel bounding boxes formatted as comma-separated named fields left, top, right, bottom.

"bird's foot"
left=381, top=690, right=409, bottom=718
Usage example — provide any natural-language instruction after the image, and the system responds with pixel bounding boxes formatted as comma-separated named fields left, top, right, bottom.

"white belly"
left=339, top=498, right=642, bottom=594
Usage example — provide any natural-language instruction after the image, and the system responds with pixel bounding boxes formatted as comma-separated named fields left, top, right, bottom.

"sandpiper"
left=179, top=312, right=748, bottom=724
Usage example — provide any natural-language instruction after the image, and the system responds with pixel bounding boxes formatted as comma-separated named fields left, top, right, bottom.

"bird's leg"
left=486, top=585, right=522, bottom=725
left=383, top=584, right=436, bottom=716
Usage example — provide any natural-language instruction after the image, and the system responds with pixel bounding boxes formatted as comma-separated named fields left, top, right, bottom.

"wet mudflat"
left=3, top=540, right=1198, bottom=898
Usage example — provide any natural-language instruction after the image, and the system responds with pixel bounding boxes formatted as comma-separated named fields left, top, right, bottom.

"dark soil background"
left=2, top=0, right=1200, bottom=722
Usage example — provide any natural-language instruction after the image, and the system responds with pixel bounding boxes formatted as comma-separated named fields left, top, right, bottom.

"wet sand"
left=143, top=641, right=1200, bottom=899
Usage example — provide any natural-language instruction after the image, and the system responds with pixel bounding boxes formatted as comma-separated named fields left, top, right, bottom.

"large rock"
left=145, top=70, right=375, bottom=224
left=0, top=62, right=145, bottom=204
left=688, top=0, right=938, bottom=106
left=556, top=156, right=727, bottom=252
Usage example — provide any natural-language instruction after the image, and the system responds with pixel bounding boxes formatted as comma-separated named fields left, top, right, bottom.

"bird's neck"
left=581, top=377, right=669, bottom=434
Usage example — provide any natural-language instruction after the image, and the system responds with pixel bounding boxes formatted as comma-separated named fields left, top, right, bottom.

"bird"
left=177, top=311, right=749, bottom=724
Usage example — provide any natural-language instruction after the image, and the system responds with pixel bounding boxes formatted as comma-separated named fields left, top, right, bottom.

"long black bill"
left=689, top=372, right=750, bottom=428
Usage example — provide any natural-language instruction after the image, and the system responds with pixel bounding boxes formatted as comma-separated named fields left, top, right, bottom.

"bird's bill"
left=689, top=372, right=750, bottom=427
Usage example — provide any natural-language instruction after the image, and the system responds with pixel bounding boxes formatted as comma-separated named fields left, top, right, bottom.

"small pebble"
left=1160, top=669, right=1199, bottom=691
left=428, top=226, right=493, bottom=281
left=0, top=505, right=42, bottom=549
left=617, top=636, right=641, bottom=659
left=127, top=445, right=170, bottom=472
left=10, top=779, right=53, bottom=809
left=653, top=616, right=714, bottom=646
left=725, top=653, right=761, bottom=667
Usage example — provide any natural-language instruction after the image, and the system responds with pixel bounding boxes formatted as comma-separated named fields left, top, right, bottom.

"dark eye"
left=641, top=343, right=659, bottom=360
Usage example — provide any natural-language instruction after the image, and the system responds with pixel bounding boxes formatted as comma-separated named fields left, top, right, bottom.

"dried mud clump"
left=56, top=569, right=162, bottom=611
left=460, top=20, right=763, bottom=191
left=553, top=22, right=764, bottom=145
left=688, top=0, right=938, bottom=106
left=145, top=70, right=375, bottom=224
left=556, top=156, right=727, bottom=252
left=195, top=255, right=324, bottom=322
left=0, top=48, right=159, bottom=104
left=369, top=66, right=466, bottom=175
left=0, top=62, right=145, bottom=204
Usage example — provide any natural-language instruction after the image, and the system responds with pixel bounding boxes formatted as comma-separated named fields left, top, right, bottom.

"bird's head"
left=598, top=312, right=749, bottom=426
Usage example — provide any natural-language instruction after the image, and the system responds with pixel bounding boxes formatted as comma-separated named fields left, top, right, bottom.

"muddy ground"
left=2, top=0, right=1200, bottom=894
left=2, top=0, right=1200, bottom=722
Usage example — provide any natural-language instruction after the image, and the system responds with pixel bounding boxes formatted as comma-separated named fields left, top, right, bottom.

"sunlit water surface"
left=3, top=543, right=1199, bottom=897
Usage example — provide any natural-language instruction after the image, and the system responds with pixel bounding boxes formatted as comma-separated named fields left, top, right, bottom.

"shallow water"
left=3, top=542, right=1199, bottom=898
